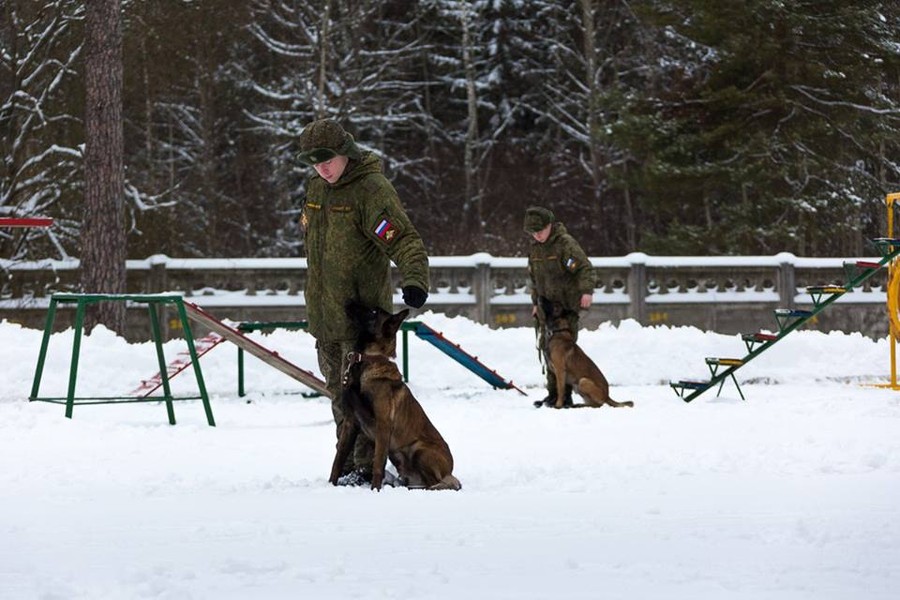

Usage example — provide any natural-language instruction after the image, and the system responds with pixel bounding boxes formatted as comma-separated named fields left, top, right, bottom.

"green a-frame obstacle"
left=670, top=237, right=900, bottom=403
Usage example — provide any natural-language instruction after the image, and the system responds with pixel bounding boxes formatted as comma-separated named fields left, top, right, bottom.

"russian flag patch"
left=374, top=218, right=397, bottom=242
left=565, top=257, right=578, bottom=271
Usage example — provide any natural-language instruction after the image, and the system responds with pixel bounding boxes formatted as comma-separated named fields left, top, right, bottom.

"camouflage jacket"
left=527, top=223, right=594, bottom=312
left=301, top=152, right=429, bottom=342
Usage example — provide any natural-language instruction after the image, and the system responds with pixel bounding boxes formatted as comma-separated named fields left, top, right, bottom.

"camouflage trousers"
left=316, top=339, right=374, bottom=474
left=536, top=313, right=580, bottom=396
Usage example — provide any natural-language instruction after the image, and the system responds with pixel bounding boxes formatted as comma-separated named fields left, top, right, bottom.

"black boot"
left=335, top=467, right=372, bottom=487
left=533, top=392, right=557, bottom=408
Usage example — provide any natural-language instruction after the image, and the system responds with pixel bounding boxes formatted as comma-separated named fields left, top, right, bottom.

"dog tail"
left=607, top=397, right=634, bottom=408
left=428, top=474, right=462, bottom=491
left=567, top=397, right=635, bottom=408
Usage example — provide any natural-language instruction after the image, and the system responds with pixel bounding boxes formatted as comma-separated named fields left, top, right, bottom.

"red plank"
left=855, top=261, right=881, bottom=269
left=0, top=217, right=54, bottom=228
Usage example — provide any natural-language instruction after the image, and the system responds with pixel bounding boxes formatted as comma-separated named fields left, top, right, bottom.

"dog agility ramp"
left=410, top=322, right=526, bottom=395
left=183, top=301, right=330, bottom=397
left=670, top=237, right=900, bottom=402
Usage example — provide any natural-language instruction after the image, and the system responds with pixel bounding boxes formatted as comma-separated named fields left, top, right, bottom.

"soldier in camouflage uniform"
left=298, top=119, right=430, bottom=485
left=524, top=206, right=595, bottom=408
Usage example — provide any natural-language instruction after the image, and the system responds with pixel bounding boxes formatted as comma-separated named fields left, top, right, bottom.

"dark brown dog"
left=539, top=297, right=634, bottom=410
left=329, top=303, right=461, bottom=491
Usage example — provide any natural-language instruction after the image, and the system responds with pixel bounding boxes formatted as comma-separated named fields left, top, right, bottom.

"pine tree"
left=82, top=0, right=126, bottom=334
left=629, top=0, right=900, bottom=255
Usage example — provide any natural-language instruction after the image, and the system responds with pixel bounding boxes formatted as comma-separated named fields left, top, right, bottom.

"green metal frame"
left=29, top=293, right=215, bottom=426
left=671, top=238, right=900, bottom=402
left=235, top=320, right=420, bottom=397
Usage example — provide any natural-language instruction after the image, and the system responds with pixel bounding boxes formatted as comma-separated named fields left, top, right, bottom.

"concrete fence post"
left=776, top=253, right=796, bottom=310
left=472, top=255, right=492, bottom=325
left=148, top=255, right=170, bottom=339
left=148, top=255, right=168, bottom=293
left=627, top=253, right=647, bottom=324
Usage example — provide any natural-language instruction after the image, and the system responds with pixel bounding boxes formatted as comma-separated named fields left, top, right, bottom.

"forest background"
left=3, top=0, right=900, bottom=263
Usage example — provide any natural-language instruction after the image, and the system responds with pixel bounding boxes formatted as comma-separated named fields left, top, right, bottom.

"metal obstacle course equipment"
left=29, top=295, right=331, bottom=426
left=670, top=193, right=900, bottom=403
left=876, top=192, right=900, bottom=390
left=30, top=293, right=217, bottom=426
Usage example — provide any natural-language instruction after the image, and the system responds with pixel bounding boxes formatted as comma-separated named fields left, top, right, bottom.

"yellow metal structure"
left=881, top=192, right=900, bottom=389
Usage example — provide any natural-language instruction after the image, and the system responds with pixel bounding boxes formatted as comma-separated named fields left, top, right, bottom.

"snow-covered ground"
left=2, top=311, right=898, bottom=599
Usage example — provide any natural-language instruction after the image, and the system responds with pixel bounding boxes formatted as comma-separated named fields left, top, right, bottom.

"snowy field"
left=1, top=311, right=899, bottom=599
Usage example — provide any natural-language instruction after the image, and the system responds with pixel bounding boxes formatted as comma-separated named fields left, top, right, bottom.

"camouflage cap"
left=523, top=206, right=555, bottom=234
left=297, top=119, right=362, bottom=165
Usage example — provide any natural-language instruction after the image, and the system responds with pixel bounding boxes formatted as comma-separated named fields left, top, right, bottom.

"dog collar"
left=342, top=352, right=393, bottom=387
left=345, top=351, right=391, bottom=365
left=546, top=324, right=573, bottom=337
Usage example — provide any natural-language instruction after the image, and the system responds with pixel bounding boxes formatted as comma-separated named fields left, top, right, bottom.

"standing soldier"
left=524, top=206, right=595, bottom=408
left=298, top=118, right=430, bottom=485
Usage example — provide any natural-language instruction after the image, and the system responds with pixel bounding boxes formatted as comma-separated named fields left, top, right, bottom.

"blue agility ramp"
left=409, top=322, right=526, bottom=395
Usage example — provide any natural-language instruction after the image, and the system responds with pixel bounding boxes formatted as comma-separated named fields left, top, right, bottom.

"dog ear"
left=381, top=309, right=408, bottom=338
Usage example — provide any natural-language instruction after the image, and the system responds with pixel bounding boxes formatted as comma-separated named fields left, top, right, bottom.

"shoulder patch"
left=565, top=257, right=579, bottom=271
left=374, top=218, right=397, bottom=243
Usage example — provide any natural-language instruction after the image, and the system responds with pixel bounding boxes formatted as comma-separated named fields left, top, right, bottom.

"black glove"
left=402, top=285, right=428, bottom=309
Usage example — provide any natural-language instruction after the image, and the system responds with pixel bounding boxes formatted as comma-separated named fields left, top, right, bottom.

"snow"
left=2, top=310, right=899, bottom=599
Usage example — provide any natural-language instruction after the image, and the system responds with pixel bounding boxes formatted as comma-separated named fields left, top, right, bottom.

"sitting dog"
left=538, top=297, right=634, bottom=410
left=329, top=303, right=461, bottom=491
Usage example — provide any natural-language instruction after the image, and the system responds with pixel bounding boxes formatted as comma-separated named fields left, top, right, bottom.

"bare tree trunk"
left=623, top=164, right=636, bottom=249
left=460, top=0, right=481, bottom=242
left=82, top=0, right=126, bottom=335
left=580, top=0, right=607, bottom=251
left=315, top=0, right=332, bottom=119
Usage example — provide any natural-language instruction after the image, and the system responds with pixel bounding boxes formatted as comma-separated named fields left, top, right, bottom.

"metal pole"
left=148, top=302, right=176, bottom=425
left=177, top=298, right=215, bottom=426
left=887, top=194, right=900, bottom=388
left=30, top=297, right=58, bottom=400
left=65, top=298, right=86, bottom=419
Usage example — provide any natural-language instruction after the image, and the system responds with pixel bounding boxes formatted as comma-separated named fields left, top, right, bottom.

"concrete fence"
left=0, top=252, right=891, bottom=341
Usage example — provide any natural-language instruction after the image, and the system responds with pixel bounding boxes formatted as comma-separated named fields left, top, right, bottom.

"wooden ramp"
left=182, top=301, right=330, bottom=398
left=411, top=322, right=527, bottom=395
